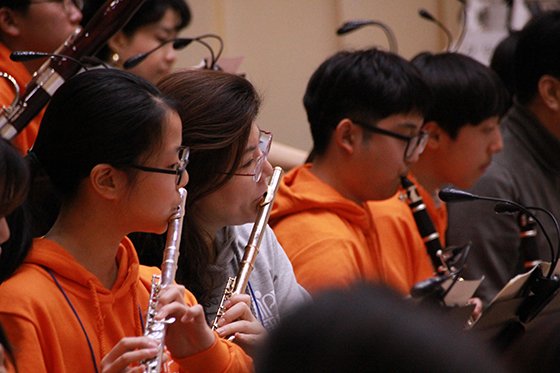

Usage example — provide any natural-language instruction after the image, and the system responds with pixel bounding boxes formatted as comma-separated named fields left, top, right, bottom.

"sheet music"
left=442, top=276, right=484, bottom=306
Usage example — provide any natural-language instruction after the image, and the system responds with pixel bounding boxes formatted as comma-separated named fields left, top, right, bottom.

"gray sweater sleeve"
left=232, top=224, right=310, bottom=330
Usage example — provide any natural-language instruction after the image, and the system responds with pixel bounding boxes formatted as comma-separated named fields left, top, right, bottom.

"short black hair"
left=490, top=31, right=521, bottom=102
left=0, top=0, right=30, bottom=10
left=514, top=10, right=560, bottom=104
left=82, top=0, right=191, bottom=29
left=412, top=52, right=509, bottom=139
left=303, top=48, right=431, bottom=156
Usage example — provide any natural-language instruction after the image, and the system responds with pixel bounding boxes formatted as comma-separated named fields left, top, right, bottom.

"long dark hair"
left=0, top=138, right=30, bottom=371
left=133, top=70, right=260, bottom=305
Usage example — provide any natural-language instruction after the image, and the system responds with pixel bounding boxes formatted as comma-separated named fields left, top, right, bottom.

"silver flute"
left=211, top=167, right=283, bottom=333
left=143, top=187, right=187, bottom=373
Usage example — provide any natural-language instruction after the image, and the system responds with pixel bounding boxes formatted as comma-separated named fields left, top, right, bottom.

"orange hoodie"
left=269, top=164, right=433, bottom=295
left=0, top=43, right=43, bottom=155
left=410, top=173, right=448, bottom=246
left=369, top=173, right=447, bottom=271
left=0, top=237, right=252, bottom=373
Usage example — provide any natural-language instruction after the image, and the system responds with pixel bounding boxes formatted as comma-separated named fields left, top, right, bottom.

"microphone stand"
left=123, top=34, right=224, bottom=70
left=418, top=8, right=453, bottom=51
left=439, top=187, right=560, bottom=346
left=336, top=19, right=398, bottom=53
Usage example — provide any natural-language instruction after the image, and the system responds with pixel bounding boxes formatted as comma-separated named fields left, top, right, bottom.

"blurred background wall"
left=174, top=1, right=467, bottom=160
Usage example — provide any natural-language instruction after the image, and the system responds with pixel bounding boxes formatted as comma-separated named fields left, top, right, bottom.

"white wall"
left=175, top=0, right=464, bottom=154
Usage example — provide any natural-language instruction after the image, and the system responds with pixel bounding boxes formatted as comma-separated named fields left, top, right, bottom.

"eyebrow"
left=396, top=122, right=421, bottom=130
left=156, top=25, right=177, bottom=35
left=243, top=144, right=257, bottom=156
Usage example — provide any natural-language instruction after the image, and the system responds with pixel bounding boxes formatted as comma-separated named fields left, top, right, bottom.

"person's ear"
left=422, top=121, right=442, bottom=149
left=89, top=164, right=126, bottom=200
left=107, top=32, right=130, bottom=65
left=538, top=75, right=560, bottom=112
left=0, top=8, right=21, bottom=37
left=333, top=118, right=359, bottom=155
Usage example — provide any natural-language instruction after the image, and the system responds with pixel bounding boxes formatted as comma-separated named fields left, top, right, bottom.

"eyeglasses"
left=29, top=0, right=84, bottom=12
left=224, top=130, right=273, bottom=183
left=129, top=146, right=190, bottom=186
left=352, top=120, right=429, bottom=161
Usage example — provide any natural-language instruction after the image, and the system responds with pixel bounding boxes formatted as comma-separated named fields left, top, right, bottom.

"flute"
left=142, top=188, right=187, bottom=373
left=211, top=167, right=283, bottom=333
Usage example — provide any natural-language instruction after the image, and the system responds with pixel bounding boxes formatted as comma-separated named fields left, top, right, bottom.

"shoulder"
left=0, top=264, right=59, bottom=318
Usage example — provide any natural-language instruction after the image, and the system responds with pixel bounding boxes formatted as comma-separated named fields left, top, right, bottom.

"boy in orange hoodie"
left=269, top=48, right=433, bottom=295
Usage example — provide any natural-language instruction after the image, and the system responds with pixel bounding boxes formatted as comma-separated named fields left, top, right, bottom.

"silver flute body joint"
left=143, top=188, right=187, bottom=373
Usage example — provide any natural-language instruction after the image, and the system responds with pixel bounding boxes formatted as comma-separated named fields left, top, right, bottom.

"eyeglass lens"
left=404, top=132, right=428, bottom=160
left=176, top=147, right=190, bottom=185
left=253, top=132, right=273, bottom=182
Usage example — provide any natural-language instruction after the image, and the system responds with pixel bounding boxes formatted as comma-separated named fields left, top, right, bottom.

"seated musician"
left=0, top=69, right=252, bottom=372
left=269, top=48, right=433, bottom=295
left=0, top=0, right=83, bottom=154
left=81, top=0, right=191, bottom=84
left=131, top=69, right=309, bottom=356
left=369, top=52, right=508, bottom=293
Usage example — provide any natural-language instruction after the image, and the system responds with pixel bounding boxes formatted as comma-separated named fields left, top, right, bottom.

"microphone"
left=123, top=34, right=224, bottom=70
left=439, top=187, right=559, bottom=279
left=336, top=19, right=398, bottom=53
left=10, top=51, right=89, bottom=71
left=410, top=272, right=452, bottom=299
left=418, top=8, right=453, bottom=51
left=123, top=38, right=193, bottom=69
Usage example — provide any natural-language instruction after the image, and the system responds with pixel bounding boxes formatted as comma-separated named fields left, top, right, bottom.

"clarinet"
left=0, top=0, right=147, bottom=140
left=401, top=176, right=445, bottom=274
left=142, top=188, right=187, bottom=373
left=211, top=167, right=283, bottom=333
left=519, top=212, right=540, bottom=270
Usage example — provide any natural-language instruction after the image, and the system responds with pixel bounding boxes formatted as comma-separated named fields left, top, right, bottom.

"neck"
left=410, top=158, right=442, bottom=196
left=46, top=204, right=125, bottom=289
left=526, top=99, right=560, bottom=140
left=311, top=156, right=364, bottom=205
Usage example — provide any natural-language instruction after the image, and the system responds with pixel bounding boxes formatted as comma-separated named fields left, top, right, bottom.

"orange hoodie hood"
left=270, top=164, right=370, bottom=230
left=24, top=237, right=141, bottom=300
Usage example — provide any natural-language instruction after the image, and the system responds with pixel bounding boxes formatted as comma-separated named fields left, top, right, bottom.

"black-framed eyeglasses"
left=129, top=146, right=190, bottom=186
left=29, top=0, right=84, bottom=12
left=222, top=130, right=273, bottom=183
left=352, top=120, right=429, bottom=161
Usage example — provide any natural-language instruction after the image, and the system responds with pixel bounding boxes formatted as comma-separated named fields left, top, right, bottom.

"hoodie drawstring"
left=88, top=279, right=106, bottom=359
left=45, top=268, right=100, bottom=373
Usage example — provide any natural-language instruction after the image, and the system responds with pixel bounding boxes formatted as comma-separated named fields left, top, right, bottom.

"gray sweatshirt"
left=204, top=223, right=310, bottom=331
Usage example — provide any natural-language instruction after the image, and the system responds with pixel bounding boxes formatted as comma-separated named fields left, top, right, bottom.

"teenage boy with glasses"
left=0, top=0, right=83, bottom=154
left=269, top=48, right=433, bottom=295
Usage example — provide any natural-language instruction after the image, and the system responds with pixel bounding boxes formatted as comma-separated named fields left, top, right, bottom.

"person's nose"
left=164, top=44, right=177, bottom=64
left=490, top=128, right=504, bottom=154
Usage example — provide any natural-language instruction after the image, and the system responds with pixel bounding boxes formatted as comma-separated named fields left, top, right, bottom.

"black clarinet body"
left=401, top=176, right=444, bottom=273
left=0, top=0, right=147, bottom=140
